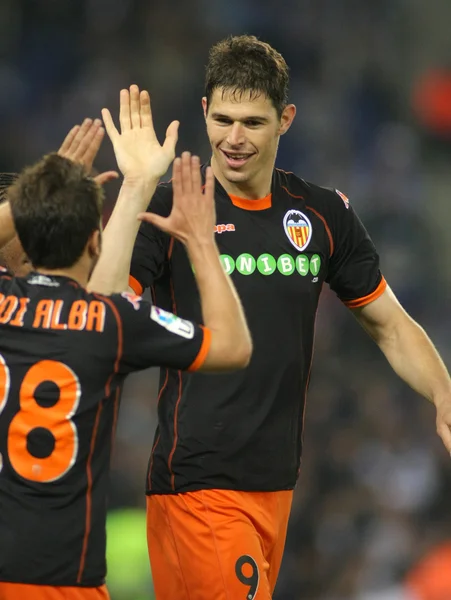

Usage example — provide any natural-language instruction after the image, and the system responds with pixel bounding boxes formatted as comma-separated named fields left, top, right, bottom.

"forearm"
left=371, top=314, right=451, bottom=405
left=0, top=203, right=16, bottom=249
left=88, top=178, right=157, bottom=294
left=187, top=239, right=251, bottom=361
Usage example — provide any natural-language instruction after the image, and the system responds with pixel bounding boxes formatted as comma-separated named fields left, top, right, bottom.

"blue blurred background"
left=2, top=1, right=451, bottom=598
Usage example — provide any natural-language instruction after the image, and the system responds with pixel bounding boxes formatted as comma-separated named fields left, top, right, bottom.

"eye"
left=215, top=117, right=233, bottom=125
left=244, top=120, right=263, bottom=128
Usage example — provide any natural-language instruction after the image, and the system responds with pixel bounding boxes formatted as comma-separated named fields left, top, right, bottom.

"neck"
left=211, top=155, right=273, bottom=200
left=36, top=264, right=89, bottom=288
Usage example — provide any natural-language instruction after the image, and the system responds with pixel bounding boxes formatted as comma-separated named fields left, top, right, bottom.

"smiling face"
left=203, top=88, right=296, bottom=198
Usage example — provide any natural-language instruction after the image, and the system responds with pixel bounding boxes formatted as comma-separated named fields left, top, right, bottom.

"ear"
left=87, top=229, right=101, bottom=260
left=278, top=104, right=296, bottom=136
left=201, top=97, right=208, bottom=119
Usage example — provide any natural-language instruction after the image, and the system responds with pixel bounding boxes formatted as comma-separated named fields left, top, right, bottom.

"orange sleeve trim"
left=343, top=276, right=387, bottom=309
left=128, top=275, right=143, bottom=296
left=188, top=326, right=212, bottom=372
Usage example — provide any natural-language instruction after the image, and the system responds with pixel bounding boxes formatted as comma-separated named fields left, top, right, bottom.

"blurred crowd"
left=2, top=0, right=451, bottom=598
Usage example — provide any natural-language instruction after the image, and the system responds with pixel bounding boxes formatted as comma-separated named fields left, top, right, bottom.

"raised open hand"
left=58, top=118, right=118, bottom=185
left=102, top=85, right=179, bottom=182
left=138, top=152, right=215, bottom=246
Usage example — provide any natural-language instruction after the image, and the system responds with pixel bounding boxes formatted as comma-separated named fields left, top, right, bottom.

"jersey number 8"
left=0, top=354, right=80, bottom=483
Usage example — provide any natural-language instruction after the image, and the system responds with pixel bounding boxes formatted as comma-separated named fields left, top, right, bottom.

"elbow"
left=202, top=329, right=253, bottom=373
left=234, top=336, right=253, bottom=369
left=229, top=333, right=253, bottom=369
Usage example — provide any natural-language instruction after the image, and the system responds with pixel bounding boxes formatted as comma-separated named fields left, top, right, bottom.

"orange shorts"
left=146, top=488, right=293, bottom=600
left=0, top=583, right=110, bottom=600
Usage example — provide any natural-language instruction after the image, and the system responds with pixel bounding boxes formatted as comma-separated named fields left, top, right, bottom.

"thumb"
left=138, top=212, right=172, bottom=234
left=94, top=171, right=120, bottom=186
left=162, top=120, right=179, bottom=156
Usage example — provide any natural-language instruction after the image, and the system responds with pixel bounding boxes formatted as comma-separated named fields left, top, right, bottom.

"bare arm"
left=87, top=85, right=178, bottom=295
left=352, top=285, right=451, bottom=450
left=90, top=178, right=159, bottom=294
left=186, top=239, right=251, bottom=371
left=140, top=153, right=252, bottom=371
left=0, top=202, right=15, bottom=250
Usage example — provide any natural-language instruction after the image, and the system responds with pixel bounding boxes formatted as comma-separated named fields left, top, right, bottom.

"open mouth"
left=220, top=150, right=254, bottom=168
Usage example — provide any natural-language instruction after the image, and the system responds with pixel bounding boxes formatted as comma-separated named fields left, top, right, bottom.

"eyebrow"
left=211, top=112, right=270, bottom=124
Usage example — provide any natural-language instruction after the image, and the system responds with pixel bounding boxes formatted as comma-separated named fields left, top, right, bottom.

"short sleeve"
left=109, top=292, right=211, bottom=374
left=325, top=190, right=386, bottom=308
left=129, top=185, right=172, bottom=295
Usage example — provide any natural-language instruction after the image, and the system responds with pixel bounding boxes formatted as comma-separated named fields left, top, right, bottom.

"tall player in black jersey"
left=124, top=36, right=451, bottom=599
left=0, top=87, right=251, bottom=600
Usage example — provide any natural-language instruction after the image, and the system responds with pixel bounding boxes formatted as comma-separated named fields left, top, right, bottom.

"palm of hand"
left=164, top=205, right=187, bottom=237
left=102, top=86, right=179, bottom=183
left=115, top=131, right=170, bottom=180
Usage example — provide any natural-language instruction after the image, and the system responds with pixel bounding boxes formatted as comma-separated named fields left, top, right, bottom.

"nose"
left=226, top=122, right=246, bottom=147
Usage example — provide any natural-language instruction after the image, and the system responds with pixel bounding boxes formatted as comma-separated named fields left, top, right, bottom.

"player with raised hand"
left=0, top=85, right=251, bottom=600
left=122, top=36, right=451, bottom=599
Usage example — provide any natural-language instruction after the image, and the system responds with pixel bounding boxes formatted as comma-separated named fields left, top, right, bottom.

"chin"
left=225, top=173, right=249, bottom=184
left=221, top=167, right=251, bottom=183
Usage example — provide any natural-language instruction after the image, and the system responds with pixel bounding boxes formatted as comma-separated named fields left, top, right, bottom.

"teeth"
left=226, top=154, right=248, bottom=159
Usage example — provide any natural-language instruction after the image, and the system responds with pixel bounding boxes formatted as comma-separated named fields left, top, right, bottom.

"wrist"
left=117, top=177, right=159, bottom=209
left=186, top=236, right=216, bottom=253
left=122, top=175, right=159, bottom=190
left=186, top=237, right=218, bottom=263
left=433, top=392, right=451, bottom=408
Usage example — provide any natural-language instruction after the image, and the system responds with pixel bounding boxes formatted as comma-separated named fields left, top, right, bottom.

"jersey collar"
left=228, top=193, right=272, bottom=211
left=201, top=162, right=274, bottom=211
left=27, top=271, right=81, bottom=288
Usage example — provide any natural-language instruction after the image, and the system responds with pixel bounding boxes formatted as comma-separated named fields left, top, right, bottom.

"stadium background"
left=2, top=0, right=451, bottom=598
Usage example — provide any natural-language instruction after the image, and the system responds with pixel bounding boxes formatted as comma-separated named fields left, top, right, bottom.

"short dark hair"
left=205, top=35, right=289, bottom=116
left=8, top=154, right=103, bottom=270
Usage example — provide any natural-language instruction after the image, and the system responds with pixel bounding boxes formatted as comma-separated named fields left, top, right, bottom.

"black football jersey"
left=0, top=270, right=208, bottom=586
left=130, top=167, right=386, bottom=495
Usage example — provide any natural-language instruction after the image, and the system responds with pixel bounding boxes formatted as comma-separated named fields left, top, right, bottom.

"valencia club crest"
left=283, top=210, right=312, bottom=252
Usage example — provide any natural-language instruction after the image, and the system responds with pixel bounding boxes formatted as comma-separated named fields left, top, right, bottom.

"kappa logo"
left=214, top=223, right=235, bottom=234
left=121, top=291, right=142, bottom=311
left=283, top=210, right=312, bottom=252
